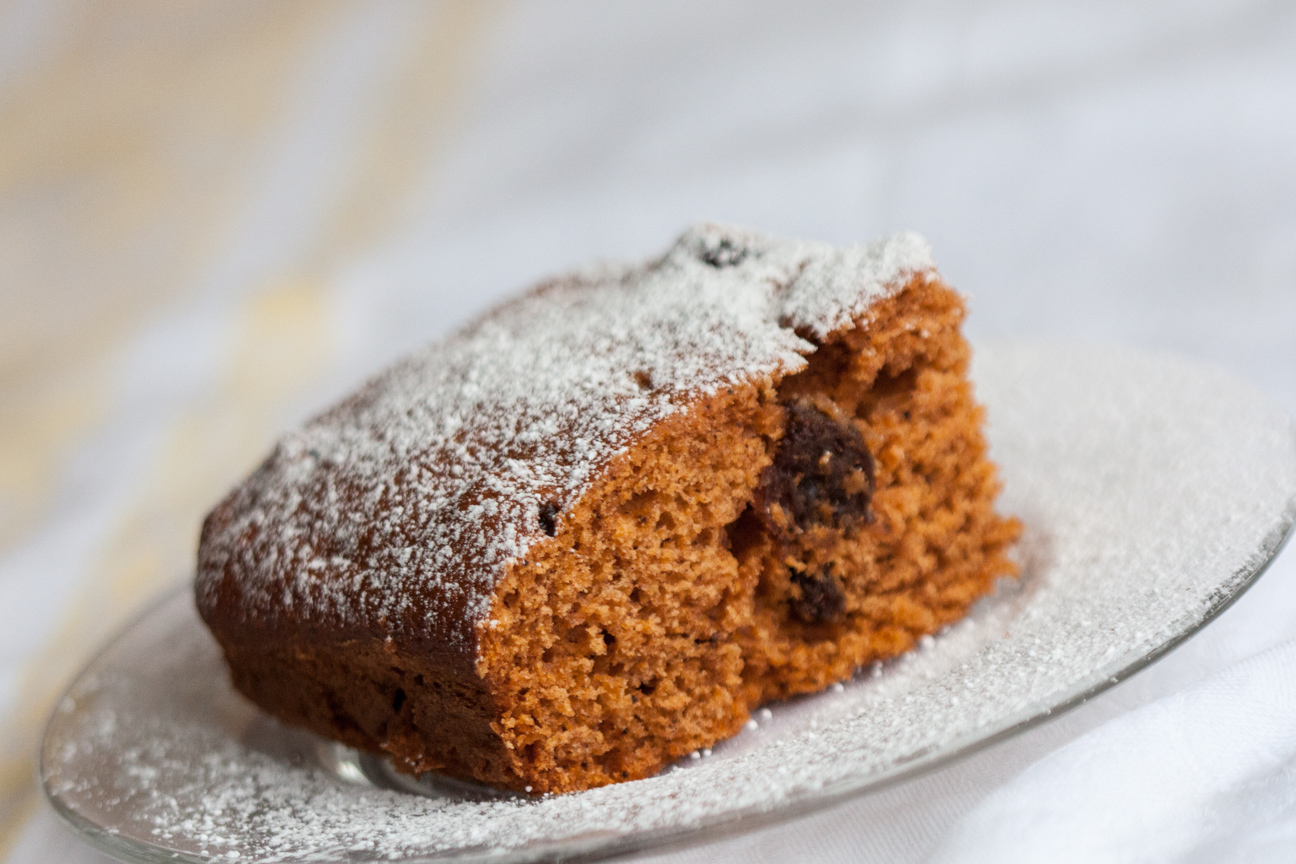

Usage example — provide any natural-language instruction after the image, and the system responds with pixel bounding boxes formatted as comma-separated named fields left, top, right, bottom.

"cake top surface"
left=197, top=224, right=936, bottom=659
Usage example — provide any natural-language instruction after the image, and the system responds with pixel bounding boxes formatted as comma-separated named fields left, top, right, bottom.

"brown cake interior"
left=467, top=276, right=1020, bottom=793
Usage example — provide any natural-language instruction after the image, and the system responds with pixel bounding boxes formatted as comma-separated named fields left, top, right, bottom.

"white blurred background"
left=2, top=2, right=1294, bottom=861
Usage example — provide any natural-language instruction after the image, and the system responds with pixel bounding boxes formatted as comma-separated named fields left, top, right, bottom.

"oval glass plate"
left=41, top=343, right=1296, bottom=864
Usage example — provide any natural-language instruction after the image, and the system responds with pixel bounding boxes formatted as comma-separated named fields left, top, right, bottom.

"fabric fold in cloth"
left=930, top=641, right=1296, bottom=864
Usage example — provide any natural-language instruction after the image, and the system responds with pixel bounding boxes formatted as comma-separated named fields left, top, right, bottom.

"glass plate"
left=41, top=343, right=1296, bottom=864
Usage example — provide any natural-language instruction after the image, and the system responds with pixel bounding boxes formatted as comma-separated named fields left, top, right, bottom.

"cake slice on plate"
left=196, top=225, right=1020, bottom=794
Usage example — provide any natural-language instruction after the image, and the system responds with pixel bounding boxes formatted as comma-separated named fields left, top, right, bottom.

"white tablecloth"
left=3, top=2, right=1294, bottom=861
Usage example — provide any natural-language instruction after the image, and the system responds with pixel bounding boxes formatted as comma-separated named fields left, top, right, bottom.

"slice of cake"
left=196, top=225, right=1020, bottom=795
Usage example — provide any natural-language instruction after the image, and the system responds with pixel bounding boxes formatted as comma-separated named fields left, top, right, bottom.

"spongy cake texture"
left=196, top=225, right=1019, bottom=794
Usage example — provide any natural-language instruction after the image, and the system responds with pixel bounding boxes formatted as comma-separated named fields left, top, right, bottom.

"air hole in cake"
left=392, top=688, right=407, bottom=712
left=874, top=366, right=918, bottom=399
left=538, top=502, right=559, bottom=536
left=724, top=506, right=764, bottom=562
left=633, top=369, right=653, bottom=390
left=858, top=366, right=919, bottom=418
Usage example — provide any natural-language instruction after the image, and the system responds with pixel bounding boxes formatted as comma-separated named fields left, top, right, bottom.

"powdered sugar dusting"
left=195, top=225, right=933, bottom=653
left=45, top=345, right=1296, bottom=863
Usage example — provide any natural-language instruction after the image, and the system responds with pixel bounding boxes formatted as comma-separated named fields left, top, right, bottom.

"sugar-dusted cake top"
left=196, top=224, right=935, bottom=661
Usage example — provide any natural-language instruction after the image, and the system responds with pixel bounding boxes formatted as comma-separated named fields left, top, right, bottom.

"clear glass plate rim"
left=39, top=503, right=1295, bottom=864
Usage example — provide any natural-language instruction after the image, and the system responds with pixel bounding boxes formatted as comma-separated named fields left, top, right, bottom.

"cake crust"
left=197, top=225, right=1019, bottom=794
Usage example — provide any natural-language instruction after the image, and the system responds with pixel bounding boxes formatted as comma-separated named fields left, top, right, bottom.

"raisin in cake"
left=196, top=225, right=1020, bottom=794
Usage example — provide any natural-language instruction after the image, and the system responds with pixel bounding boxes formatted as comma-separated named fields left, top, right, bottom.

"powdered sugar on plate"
left=43, top=343, right=1296, bottom=864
